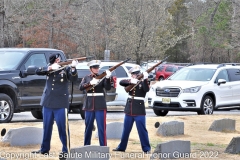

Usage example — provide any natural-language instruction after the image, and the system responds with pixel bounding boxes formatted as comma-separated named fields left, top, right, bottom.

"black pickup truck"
left=0, top=48, right=117, bottom=123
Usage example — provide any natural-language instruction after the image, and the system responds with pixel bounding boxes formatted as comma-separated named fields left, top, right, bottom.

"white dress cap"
left=128, top=65, right=141, bottom=73
left=87, top=60, right=101, bottom=67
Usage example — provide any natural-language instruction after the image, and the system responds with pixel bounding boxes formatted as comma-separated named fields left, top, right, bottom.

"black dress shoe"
left=31, top=150, right=49, bottom=155
left=112, top=148, right=125, bottom=152
left=144, top=151, right=151, bottom=154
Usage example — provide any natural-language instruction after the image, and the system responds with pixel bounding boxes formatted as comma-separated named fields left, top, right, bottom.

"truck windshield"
left=0, top=51, right=27, bottom=70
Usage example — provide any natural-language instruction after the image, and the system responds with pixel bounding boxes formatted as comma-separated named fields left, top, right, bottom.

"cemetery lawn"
left=1, top=114, right=240, bottom=160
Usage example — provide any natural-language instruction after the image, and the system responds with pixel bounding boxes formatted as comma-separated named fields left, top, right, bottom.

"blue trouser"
left=117, top=114, right=151, bottom=152
left=84, top=110, right=107, bottom=146
left=41, top=107, right=70, bottom=153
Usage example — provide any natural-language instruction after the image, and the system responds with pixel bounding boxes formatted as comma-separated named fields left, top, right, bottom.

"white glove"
left=105, top=70, right=111, bottom=78
left=143, top=72, right=149, bottom=79
left=130, top=78, right=139, bottom=84
left=71, top=60, right=78, bottom=67
left=51, top=63, right=61, bottom=70
left=90, top=78, right=100, bottom=85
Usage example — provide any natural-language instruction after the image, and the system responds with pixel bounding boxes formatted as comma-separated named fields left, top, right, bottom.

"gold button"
left=52, top=88, right=54, bottom=90
left=52, top=84, right=54, bottom=86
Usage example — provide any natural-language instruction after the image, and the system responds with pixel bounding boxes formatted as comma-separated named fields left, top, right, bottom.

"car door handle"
left=12, top=76, right=21, bottom=79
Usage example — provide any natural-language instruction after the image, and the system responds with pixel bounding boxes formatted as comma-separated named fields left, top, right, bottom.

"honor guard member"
left=79, top=60, right=112, bottom=146
left=113, top=65, right=151, bottom=153
left=32, top=53, right=78, bottom=158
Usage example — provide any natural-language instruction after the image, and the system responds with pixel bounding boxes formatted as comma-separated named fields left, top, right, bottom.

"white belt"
left=87, top=93, right=104, bottom=96
left=128, top=96, right=145, bottom=100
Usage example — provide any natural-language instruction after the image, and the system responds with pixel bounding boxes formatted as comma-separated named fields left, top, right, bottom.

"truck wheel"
left=71, top=108, right=80, bottom=113
left=79, top=105, right=85, bottom=120
left=0, top=93, right=14, bottom=123
left=197, top=95, right=214, bottom=115
left=153, top=109, right=168, bottom=116
left=31, top=110, right=43, bottom=119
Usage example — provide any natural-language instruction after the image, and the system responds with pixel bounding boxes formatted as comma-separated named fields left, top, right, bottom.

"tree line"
left=0, top=0, right=239, bottom=64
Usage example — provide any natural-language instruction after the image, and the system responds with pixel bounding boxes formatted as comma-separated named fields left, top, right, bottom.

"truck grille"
left=156, top=87, right=180, bottom=97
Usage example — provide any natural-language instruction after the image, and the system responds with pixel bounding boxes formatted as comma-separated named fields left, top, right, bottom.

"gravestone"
left=2, top=127, right=42, bottom=146
left=67, top=145, right=109, bottom=160
left=225, top=137, right=240, bottom=154
left=151, top=140, right=191, bottom=159
left=156, top=121, right=184, bottom=136
left=95, top=122, right=123, bottom=139
left=209, top=118, right=235, bottom=132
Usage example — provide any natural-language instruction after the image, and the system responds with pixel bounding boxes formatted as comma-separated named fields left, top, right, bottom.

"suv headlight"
left=183, top=86, right=201, bottom=93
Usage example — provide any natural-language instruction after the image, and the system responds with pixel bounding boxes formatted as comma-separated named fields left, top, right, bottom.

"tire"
left=0, top=93, right=14, bottom=123
left=79, top=105, right=85, bottom=120
left=158, top=77, right=164, bottom=81
left=197, top=95, right=214, bottom=115
left=153, top=109, right=168, bottom=116
left=31, top=110, right=43, bottom=119
left=71, top=108, right=80, bottom=113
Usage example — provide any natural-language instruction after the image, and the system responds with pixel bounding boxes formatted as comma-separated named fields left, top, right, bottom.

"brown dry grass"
left=1, top=114, right=240, bottom=160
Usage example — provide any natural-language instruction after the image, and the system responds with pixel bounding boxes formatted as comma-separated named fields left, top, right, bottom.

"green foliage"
left=162, top=0, right=190, bottom=62
left=206, top=143, right=214, bottom=146
left=192, top=0, right=232, bottom=62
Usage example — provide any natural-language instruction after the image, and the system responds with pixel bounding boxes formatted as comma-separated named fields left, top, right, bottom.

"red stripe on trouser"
left=104, top=110, right=107, bottom=146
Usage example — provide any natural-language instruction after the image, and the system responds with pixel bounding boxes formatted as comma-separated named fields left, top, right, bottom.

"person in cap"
left=32, top=53, right=78, bottom=159
left=79, top=60, right=112, bottom=146
left=112, top=65, right=151, bottom=153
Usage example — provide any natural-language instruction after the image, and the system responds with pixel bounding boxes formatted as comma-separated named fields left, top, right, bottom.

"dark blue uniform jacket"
left=36, top=65, right=78, bottom=109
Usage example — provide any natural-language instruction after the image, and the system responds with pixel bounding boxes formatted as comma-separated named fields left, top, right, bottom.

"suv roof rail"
left=186, top=62, right=216, bottom=67
left=217, top=63, right=240, bottom=68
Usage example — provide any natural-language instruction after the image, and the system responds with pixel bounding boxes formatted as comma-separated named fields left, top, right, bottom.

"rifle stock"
left=85, top=58, right=131, bottom=92
left=124, top=55, right=170, bottom=92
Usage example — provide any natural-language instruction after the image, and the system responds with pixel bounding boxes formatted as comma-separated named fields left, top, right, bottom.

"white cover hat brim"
left=87, top=60, right=101, bottom=67
left=128, top=65, right=141, bottom=73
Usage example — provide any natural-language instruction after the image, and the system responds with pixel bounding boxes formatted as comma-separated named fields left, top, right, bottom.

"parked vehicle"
left=149, top=63, right=240, bottom=116
left=155, top=64, right=184, bottom=81
left=0, top=48, right=117, bottom=123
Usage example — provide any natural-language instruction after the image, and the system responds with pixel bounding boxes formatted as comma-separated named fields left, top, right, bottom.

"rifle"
left=58, top=56, right=94, bottom=66
left=49, top=56, right=94, bottom=73
left=125, top=55, right=170, bottom=92
left=86, top=58, right=131, bottom=92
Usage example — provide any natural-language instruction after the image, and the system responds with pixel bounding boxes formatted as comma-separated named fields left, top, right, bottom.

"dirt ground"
left=1, top=114, right=240, bottom=160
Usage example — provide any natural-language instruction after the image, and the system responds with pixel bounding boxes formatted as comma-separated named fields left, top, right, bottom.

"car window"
left=126, top=66, right=132, bottom=70
left=165, top=66, right=174, bottom=72
left=227, top=69, right=240, bottom=82
left=114, top=66, right=128, bottom=78
left=24, top=54, right=47, bottom=69
left=173, top=67, right=178, bottom=72
left=178, top=66, right=184, bottom=70
left=215, top=70, right=229, bottom=83
left=157, top=66, right=164, bottom=71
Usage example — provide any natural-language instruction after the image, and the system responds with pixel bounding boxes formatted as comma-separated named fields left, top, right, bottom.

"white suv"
left=148, top=63, right=240, bottom=116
